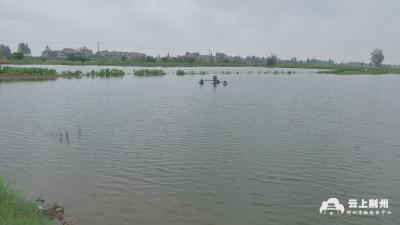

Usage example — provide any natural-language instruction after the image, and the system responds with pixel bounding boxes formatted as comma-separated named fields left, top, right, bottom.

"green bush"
left=176, top=70, right=185, bottom=76
left=11, top=52, right=25, bottom=60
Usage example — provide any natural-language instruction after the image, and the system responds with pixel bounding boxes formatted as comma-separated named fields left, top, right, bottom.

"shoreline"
left=0, top=178, right=49, bottom=225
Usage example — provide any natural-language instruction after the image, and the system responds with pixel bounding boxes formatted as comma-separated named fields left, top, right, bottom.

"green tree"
left=0, top=44, right=12, bottom=57
left=17, top=43, right=31, bottom=56
left=266, top=54, right=278, bottom=66
left=370, top=48, right=384, bottom=66
left=12, top=52, right=25, bottom=59
left=66, top=54, right=87, bottom=62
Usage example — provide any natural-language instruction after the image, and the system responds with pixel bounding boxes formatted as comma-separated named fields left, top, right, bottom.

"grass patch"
left=0, top=178, right=49, bottom=225
left=134, top=69, right=166, bottom=76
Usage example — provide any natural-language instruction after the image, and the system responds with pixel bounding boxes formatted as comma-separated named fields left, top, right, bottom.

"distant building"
left=42, top=46, right=93, bottom=58
left=215, top=52, right=227, bottom=58
left=184, top=52, right=200, bottom=58
left=42, top=49, right=65, bottom=58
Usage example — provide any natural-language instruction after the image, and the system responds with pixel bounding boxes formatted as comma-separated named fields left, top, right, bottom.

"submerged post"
left=65, top=130, right=69, bottom=144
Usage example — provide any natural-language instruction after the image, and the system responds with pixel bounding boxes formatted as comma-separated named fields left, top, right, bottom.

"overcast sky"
left=1, top=0, right=399, bottom=63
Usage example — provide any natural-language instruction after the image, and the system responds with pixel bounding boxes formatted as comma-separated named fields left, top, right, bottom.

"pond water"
left=0, top=66, right=399, bottom=225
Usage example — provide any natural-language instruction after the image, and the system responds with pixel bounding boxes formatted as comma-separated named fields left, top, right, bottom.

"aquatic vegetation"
left=134, top=69, right=166, bottom=76
left=318, top=67, right=400, bottom=75
left=62, top=70, right=83, bottom=78
left=85, top=70, right=96, bottom=77
left=62, top=70, right=83, bottom=76
left=0, top=178, right=49, bottom=225
left=88, top=68, right=125, bottom=77
left=0, top=66, right=57, bottom=76
left=176, top=70, right=185, bottom=76
left=273, top=71, right=279, bottom=75
left=175, top=70, right=209, bottom=76
left=0, top=66, right=58, bottom=81
left=0, top=77, right=57, bottom=83
left=221, top=71, right=232, bottom=74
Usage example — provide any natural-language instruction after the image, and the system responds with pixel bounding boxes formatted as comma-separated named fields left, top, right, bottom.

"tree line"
left=0, top=42, right=386, bottom=67
left=0, top=43, right=31, bottom=59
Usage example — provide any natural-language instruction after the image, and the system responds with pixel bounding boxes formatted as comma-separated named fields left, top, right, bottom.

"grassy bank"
left=0, top=178, right=49, bottom=225
left=318, top=67, right=400, bottom=75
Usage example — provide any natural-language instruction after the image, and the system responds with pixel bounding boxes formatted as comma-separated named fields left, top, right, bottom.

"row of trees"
left=0, top=43, right=31, bottom=59
left=0, top=42, right=387, bottom=66
left=135, top=49, right=385, bottom=67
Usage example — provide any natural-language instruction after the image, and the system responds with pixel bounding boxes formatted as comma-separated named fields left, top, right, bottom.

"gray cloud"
left=1, top=0, right=399, bottom=63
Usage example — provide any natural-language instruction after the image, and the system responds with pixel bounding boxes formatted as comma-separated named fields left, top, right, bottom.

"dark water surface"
left=0, top=67, right=399, bottom=225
